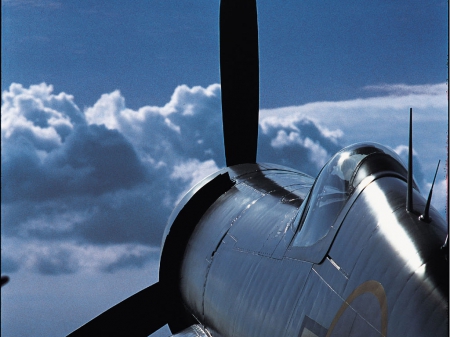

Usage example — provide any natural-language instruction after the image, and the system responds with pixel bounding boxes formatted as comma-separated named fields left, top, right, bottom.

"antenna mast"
left=406, top=108, right=414, bottom=213
left=419, top=160, right=441, bottom=223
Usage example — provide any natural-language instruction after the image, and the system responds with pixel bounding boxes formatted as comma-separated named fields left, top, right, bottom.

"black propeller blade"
left=67, top=282, right=170, bottom=337
left=220, top=0, right=259, bottom=166
left=68, top=2, right=260, bottom=335
left=1, top=275, right=9, bottom=287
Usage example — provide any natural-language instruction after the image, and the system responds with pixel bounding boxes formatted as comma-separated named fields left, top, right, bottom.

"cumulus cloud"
left=1, top=82, right=227, bottom=275
left=1, top=82, right=447, bottom=276
left=1, top=83, right=146, bottom=203
left=85, top=84, right=225, bottom=168
left=2, top=83, right=79, bottom=149
left=170, top=159, right=220, bottom=204
left=260, top=82, right=447, bottom=214
left=85, top=90, right=125, bottom=130
left=258, top=117, right=342, bottom=175
left=171, top=159, right=219, bottom=185
left=393, top=145, right=425, bottom=189
left=429, top=179, right=448, bottom=218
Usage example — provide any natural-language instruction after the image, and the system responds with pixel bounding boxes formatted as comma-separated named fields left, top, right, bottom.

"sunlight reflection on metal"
left=369, top=183, right=423, bottom=272
left=414, top=263, right=426, bottom=277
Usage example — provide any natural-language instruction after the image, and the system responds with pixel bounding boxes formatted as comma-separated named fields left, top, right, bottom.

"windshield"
left=292, top=142, right=406, bottom=248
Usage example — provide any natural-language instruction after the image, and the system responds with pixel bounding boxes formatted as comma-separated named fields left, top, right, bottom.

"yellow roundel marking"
left=326, top=280, right=388, bottom=337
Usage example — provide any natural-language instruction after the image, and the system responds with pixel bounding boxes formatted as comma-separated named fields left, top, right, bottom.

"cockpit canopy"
left=293, top=142, right=411, bottom=248
left=319, top=142, right=410, bottom=196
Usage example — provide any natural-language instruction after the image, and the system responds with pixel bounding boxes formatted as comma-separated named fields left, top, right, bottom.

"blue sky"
left=1, top=1, right=448, bottom=336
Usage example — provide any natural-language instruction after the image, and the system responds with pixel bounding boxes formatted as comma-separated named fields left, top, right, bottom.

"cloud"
left=2, top=124, right=147, bottom=202
left=270, top=130, right=330, bottom=169
left=85, top=84, right=225, bottom=168
left=393, top=145, right=425, bottom=189
left=170, top=159, right=219, bottom=184
left=1, top=83, right=77, bottom=150
left=363, top=83, right=448, bottom=97
left=1, top=239, right=157, bottom=275
left=171, top=159, right=220, bottom=204
left=258, top=117, right=342, bottom=175
left=1, top=82, right=227, bottom=275
left=430, top=179, right=448, bottom=218
left=260, top=83, right=447, bottom=127
left=2, top=83, right=146, bottom=203
left=1, top=82, right=447, bottom=276
left=72, top=188, right=171, bottom=246
left=259, top=82, right=447, bottom=213
left=85, top=90, right=124, bottom=130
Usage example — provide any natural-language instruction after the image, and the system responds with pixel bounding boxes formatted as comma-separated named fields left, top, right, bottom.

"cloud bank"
left=1, top=83, right=227, bottom=275
left=260, top=82, right=448, bottom=212
left=1, top=82, right=447, bottom=275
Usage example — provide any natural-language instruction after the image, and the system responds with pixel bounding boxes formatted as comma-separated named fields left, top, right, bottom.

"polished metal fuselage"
left=161, top=163, right=448, bottom=336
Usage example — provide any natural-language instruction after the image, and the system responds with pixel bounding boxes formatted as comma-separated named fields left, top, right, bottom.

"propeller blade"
left=220, top=0, right=259, bottom=166
left=1, top=275, right=9, bottom=287
left=67, top=282, right=170, bottom=337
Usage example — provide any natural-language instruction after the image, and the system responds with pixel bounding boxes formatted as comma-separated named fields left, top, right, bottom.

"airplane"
left=67, top=1, right=448, bottom=336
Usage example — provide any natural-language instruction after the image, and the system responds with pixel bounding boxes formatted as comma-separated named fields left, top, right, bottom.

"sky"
left=1, top=1, right=448, bottom=336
